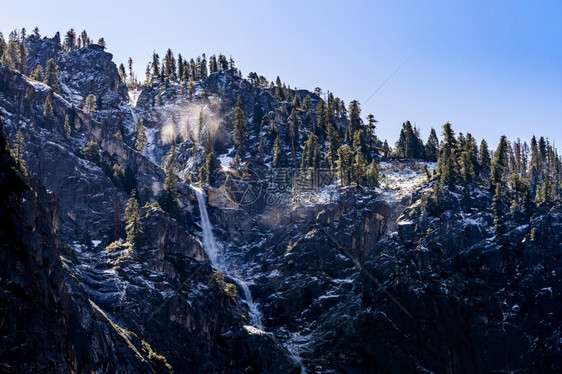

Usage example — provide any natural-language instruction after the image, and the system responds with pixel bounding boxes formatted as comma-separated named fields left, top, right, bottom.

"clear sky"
left=2, top=0, right=561, bottom=147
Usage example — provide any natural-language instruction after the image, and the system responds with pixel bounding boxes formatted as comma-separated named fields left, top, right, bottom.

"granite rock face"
left=212, top=181, right=561, bottom=373
left=0, top=35, right=560, bottom=373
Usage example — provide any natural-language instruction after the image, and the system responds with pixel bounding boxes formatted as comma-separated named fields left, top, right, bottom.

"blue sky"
left=2, top=0, right=561, bottom=146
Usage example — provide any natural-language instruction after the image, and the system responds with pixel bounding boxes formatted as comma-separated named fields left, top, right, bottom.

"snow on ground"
left=283, top=161, right=434, bottom=208
left=377, top=161, right=436, bottom=201
left=218, top=147, right=235, bottom=170
left=26, top=78, right=51, bottom=93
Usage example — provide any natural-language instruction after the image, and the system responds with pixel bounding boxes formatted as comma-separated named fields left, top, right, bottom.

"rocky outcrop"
left=58, top=44, right=128, bottom=109
left=0, top=64, right=167, bottom=243
left=0, top=119, right=154, bottom=373
left=24, top=35, right=58, bottom=76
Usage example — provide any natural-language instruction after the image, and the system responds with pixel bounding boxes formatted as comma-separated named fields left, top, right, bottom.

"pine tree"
left=395, top=126, right=407, bottom=158
left=507, top=173, right=532, bottom=213
left=491, top=183, right=505, bottom=234
left=80, top=30, right=90, bottom=47
left=460, top=133, right=478, bottom=184
left=85, top=94, right=96, bottom=113
left=83, top=138, right=101, bottom=163
left=288, top=109, right=300, bottom=167
left=1, top=30, right=27, bottom=73
left=30, top=65, right=43, bottom=81
left=268, top=121, right=278, bottom=144
left=352, top=129, right=367, bottom=159
left=209, top=54, right=218, bottom=74
left=43, top=95, right=55, bottom=121
left=422, top=180, right=444, bottom=216
left=366, top=160, right=380, bottom=187
left=0, top=32, right=5, bottom=57
left=460, top=150, right=474, bottom=185
left=345, top=100, right=361, bottom=142
left=124, top=190, right=143, bottom=247
left=135, top=117, right=147, bottom=153
left=425, top=128, right=439, bottom=162
left=293, top=94, right=301, bottom=109
left=315, top=99, right=326, bottom=136
left=479, top=139, right=491, bottom=179
left=302, top=94, right=312, bottom=112
left=151, top=52, right=160, bottom=78
left=64, top=28, right=76, bottom=51
left=13, top=130, right=27, bottom=175
left=491, top=135, right=508, bottom=187
left=466, top=134, right=479, bottom=173
left=365, top=114, right=378, bottom=155
left=53, top=32, right=62, bottom=50
left=529, top=136, right=540, bottom=196
left=164, top=48, right=176, bottom=80
left=127, top=57, right=134, bottom=85
left=199, top=151, right=218, bottom=185
left=326, top=122, right=340, bottom=168
left=336, top=145, right=354, bottom=186
left=395, top=121, right=423, bottom=159
left=383, top=140, right=390, bottom=160
left=352, top=152, right=367, bottom=187
left=273, top=136, right=284, bottom=167
left=43, top=58, right=61, bottom=94
left=538, top=136, right=547, bottom=166
left=301, top=133, right=321, bottom=170
left=18, top=34, right=27, bottom=73
left=200, top=53, right=207, bottom=79
left=536, top=179, right=556, bottom=205
left=233, top=104, right=248, bottom=157
left=437, top=122, right=459, bottom=187
left=118, top=63, right=127, bottom=83
left=64, top=114, right=71, bottom=139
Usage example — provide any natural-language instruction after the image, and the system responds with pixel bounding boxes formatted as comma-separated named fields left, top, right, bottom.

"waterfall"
left=192, top=186, right=263, bottom=329
left=238, top=280, right=264, bottom=329
left=192, top=185, right=306, bottom=371
left=193, top=186, right=221, bottom=267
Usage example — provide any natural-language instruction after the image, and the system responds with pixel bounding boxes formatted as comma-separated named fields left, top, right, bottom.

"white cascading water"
left=192, top=185, right=305, bottom=372
left=192, top=186, right=263, bottom=329
left=192, top=186, right=221, bottom=267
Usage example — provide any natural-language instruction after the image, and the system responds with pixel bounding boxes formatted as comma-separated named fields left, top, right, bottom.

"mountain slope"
left=0, top=33, right=560, bottom=373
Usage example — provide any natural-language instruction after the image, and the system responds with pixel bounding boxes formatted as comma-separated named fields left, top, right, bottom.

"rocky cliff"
left=0, top=34, right=560, bottom=373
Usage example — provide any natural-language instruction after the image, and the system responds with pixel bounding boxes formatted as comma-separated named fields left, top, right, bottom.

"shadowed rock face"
left=209, top=179, right=561, bottom=373
left=0, top=120, right=300, bottom=373
left=57, top=44, right=128, bottom=109
left=0, top=119, right=151, bottom=373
